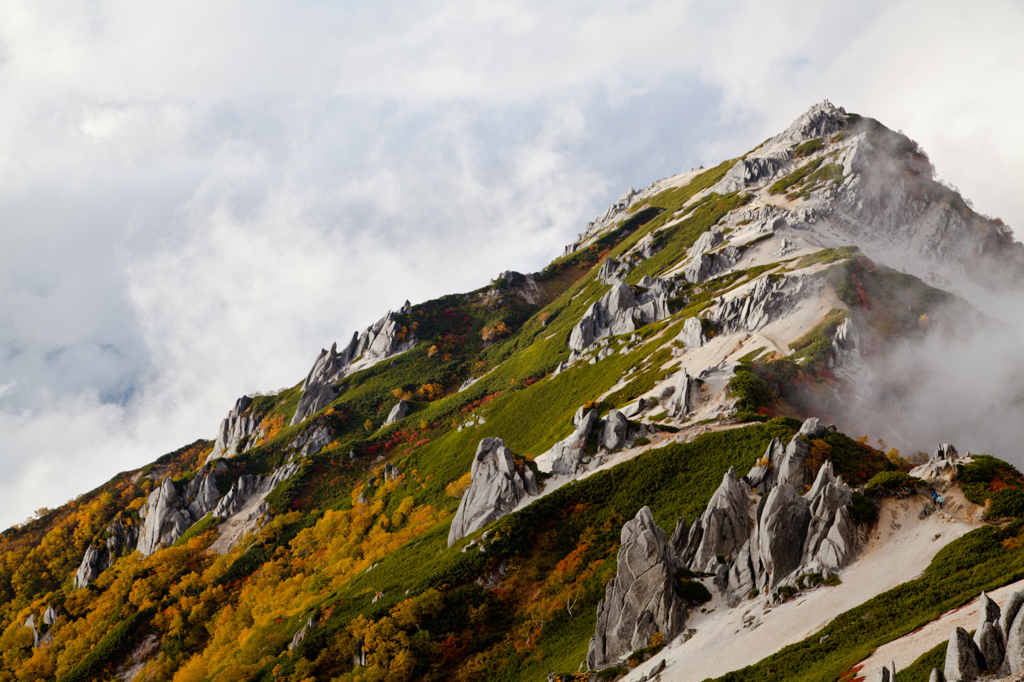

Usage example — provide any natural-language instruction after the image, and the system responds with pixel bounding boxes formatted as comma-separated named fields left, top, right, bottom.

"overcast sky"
left=0, top=0, right=1021, bottom=529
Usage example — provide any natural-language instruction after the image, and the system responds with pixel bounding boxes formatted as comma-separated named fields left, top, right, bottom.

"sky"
left=0, top=0, right=1022, bottom=529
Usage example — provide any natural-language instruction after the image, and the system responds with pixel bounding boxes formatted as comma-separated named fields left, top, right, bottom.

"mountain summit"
left=2, top=104, right=1023, bottom=682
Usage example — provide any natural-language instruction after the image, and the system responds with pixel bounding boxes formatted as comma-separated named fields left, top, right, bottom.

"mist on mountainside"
left=831, top=265, right=1024, bottom=467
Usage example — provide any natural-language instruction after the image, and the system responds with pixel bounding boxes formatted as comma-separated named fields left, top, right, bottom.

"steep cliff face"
left=291, top=310, right=416, bottom=426
left=207, top=396, right=262, bottom=462
left=137, top=463, right=224, bottom=556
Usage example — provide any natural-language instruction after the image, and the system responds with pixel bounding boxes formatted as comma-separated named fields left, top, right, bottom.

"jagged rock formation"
left=536, top=404, right=644, bottom=476
left=676, top=317, right=705, bottom=349
left=73, top=516, right=140, bottom=589
left=755, top=483, right=812, bottom=588
left=587, top=507, right=686, bottom=670
left=598, top=257, right=629, bottom=284
left=876, top=661, right=896, bottom=682
left=209, top=458, right=303, bottom=554
left=776, top=417, right=826, bottom=489
left=290, top=425, right=331, bottom=456
left=563, top=187, right=641, bottom=256
left=927, top=587, right=1024, bottom=681
left=682, top=230, right=739, bottom=284
left=710, top=274, right=807, bottom=335
left=568, top=282, right=670, bottom=351
left=711, top=102, right=846, bottom=196
left=137, top=463, right=225, bottom=556
left=975, top=622, right=1004, bottom=673
left=829, top=318, right=860, bottom=369
left=207, top=396, right=261, bottom=462
left=601, top=409, right=629, bottom=451
left=536, top=409, right=599, bottom=477
left=744, top=437, right=784, bottom=494
left=714, top=424, right=857, bottom=605
left=679, top=467, right=752, bottom=573
left=291, top=311, right=416, bottom=426
left=385, top=400, right=409, bottom=426
left=212, top=459, right=301, bottom=519
left=447, top=438, right=538, bottom=547
left=42, top=604, right=62, bottom=627
left=912, top=444, right=963, bottom=485
left=665, top=369, right=693, bottom=420
left=945, top=627, right=983, bottom=682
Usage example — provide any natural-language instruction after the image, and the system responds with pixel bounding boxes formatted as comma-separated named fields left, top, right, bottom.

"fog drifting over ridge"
left=1, top=0, right=1023, bottom=529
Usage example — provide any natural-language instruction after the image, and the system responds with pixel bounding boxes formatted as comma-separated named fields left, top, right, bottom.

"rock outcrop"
left=536, top=409, right=599, bottom=477
left=569, top=283, right=670, bottom=352
left=682, top=467, right=752, bottom=573
left=207, top=396, right=261, bottom=462
left=291, top=311, right=416, bottom=426
left=776, top=417, right=826, bottom=489
left=601, top=409, right=629, bottom=451
left=289, top=613, right=320, bottom=650
left=682, top=231, right=739, bottom=284
left=875, top=661, right=896, bottom=682
left=209, top=458, right=303, bottom=554
left=744, top=437, right=783, bottom=494
left=385, top=400, right=409, bottom=426
left=587, top=507, right=685, bottom=669
left=598, top=257, right=630, bottom=284
left=975, top=621, right=1004, bottom=673
left=665, top=369, right=692, bottom=420
left=447, top=438, right=538, bottom=547
left=563, top=187, right=642, bottom=257
left=911, top=444, right=962, bottom=485
left=289, top=425, right=331, bottom=457
left=829, top=318, right=860, bottom=369
left=710, top=274, right=807, bottom=336
left=945, top=627, right=983, bottom=682
left=73, top=516, right=140, bottom=589
left=137, top=461, right=226, bottom=556
left=755, top=483, right=812, bottom=589
left=718, top=436, right=857, bottom=606
left=676, top=317, right=705, bottom=349
left=711, top=102, right=847, bottom=195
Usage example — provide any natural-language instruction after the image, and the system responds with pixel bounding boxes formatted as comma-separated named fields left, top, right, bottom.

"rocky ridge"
left=290, top=309, right=417, bottom=426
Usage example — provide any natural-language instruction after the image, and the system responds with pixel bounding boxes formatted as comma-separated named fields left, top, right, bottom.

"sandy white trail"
left=621, top=493, right=983, bottom=682
left=858, top=577, right=1024, bottom=681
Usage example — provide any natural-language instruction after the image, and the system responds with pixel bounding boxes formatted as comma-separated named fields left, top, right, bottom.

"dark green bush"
left=988, top=489, right=1024, bottom=519
left=847, top=492, right=878, bottom=524
left=864, top=471, right=923, bottom=497
left=728, top=366, right=772, bottom=414
left=676, top=579, right=712, bottom=605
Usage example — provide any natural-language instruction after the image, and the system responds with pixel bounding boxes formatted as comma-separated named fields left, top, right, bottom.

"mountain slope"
left=1, top=103, right=1023, bottom=682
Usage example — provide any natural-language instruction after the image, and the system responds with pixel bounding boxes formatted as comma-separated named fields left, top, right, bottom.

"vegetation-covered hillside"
left=2, top=103, right=1022, bottom=682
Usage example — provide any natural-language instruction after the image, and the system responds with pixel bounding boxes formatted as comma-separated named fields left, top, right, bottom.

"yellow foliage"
left=258, top=414, right=287, bottom=445
left=446, top=472, right=472, bottom=498
left=414, top=383, right=445, bottom=401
